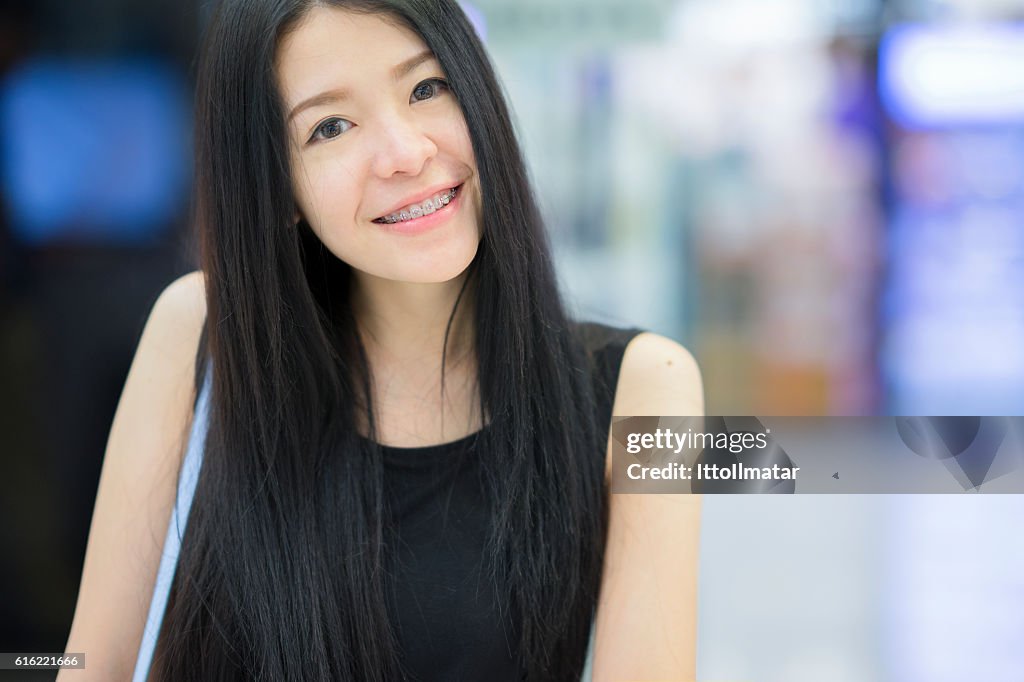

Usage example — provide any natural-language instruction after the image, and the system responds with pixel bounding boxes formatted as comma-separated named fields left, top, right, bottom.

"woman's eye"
left=310, top=117, right=352, bottom=143
left=411, top=78, right=449, bottom=103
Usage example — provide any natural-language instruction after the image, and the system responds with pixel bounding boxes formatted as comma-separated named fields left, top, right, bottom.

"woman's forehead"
left=276, top=6, right=434, bottom=107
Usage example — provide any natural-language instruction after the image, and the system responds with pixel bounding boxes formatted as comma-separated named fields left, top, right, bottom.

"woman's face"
left=277, top=7, right=483, bottom=284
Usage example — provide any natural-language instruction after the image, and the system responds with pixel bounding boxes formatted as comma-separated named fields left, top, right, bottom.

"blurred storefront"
left=475, top=0, right=886, bottom=415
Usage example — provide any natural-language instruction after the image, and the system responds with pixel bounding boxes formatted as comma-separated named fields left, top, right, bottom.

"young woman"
left=62, top=1, right=703, bottom=680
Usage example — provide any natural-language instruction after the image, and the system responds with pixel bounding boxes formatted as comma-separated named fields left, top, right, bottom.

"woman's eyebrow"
left=288, top=88, right=350, bottom=123
left=286, top=49, right=437, bottom=123
left=392, top=49, right=435, bottom=81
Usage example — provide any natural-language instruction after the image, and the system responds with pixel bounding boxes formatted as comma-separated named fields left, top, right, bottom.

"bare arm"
left=593, top=332, right=705, bottom=681
left=58, top=271, right=206, bottom=681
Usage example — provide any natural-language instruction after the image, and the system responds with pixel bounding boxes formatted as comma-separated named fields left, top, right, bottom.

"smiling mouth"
left=372, top=185, right=461, bottom=224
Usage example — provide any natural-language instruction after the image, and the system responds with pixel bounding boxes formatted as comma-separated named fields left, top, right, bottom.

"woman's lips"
left=372, top=183, right=463, bottom=236
left=373, top=185, right=459, bottom=224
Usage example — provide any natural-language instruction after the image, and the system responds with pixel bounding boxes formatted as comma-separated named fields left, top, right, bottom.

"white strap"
left=580, top=618, right=597, bottom=681
left=132, top=366, right=212, bottom=682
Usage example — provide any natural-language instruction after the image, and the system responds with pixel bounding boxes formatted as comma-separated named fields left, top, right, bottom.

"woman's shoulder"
left=148, top=270, right=208, bottom=383
left=570, top=318, right=703, bottom=424
left=613, top=330, right=704, bottom=417
left=157, top=270, right=207, bottom=320
left=571, top=319, right=695, bottom=377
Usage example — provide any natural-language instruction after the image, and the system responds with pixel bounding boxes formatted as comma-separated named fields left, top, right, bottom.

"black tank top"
left=380, top=322, right=642, bottom=680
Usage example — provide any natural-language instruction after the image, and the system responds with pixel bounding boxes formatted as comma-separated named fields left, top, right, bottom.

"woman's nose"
left=370, top=114, right=438, bottom=178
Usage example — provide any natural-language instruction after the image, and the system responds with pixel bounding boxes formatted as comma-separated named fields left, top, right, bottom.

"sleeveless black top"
left=380, top=322, right=642, bottom=680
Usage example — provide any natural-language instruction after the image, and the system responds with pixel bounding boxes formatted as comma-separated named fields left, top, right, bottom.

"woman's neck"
left=349, top=268, right=481, bottom=446
left=350, top=269, right=474, bottom=369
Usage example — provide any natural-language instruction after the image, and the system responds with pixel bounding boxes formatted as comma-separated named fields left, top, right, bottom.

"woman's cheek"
left=317, top=173, right=358, bottom=229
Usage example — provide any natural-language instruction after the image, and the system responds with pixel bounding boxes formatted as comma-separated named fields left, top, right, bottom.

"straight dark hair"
left=153, top=0, right=607, bottom=679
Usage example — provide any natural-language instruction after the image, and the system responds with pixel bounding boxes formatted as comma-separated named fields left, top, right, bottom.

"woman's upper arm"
left=594, top=332, right=704, bottom=682
left=59, top=270, right=206, bottom=681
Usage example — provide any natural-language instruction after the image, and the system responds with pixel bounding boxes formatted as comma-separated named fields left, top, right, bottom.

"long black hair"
left=154, top=1, right=607, bottom=679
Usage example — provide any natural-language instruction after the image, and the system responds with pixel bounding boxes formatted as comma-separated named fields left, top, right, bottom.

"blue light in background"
left=880, top=128, right=1024, bottom=413
left=879, top=22, right=1024, bottom=128
left=879, top=22, right=1024, bottom=413
left=0, top=59, right=190, bottom=246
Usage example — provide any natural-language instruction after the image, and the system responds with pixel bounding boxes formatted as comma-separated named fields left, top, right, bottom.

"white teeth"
left=377, top=187, right=458, bottom=224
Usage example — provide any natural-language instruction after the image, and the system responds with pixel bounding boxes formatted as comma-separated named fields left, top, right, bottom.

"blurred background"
left=1, top=0, right=1023, bottom=680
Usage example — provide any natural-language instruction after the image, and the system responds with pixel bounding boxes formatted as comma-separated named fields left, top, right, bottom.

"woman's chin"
left=402, top=257, right=476, bottom=285
left=357, top=245, right=478, bottom=286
